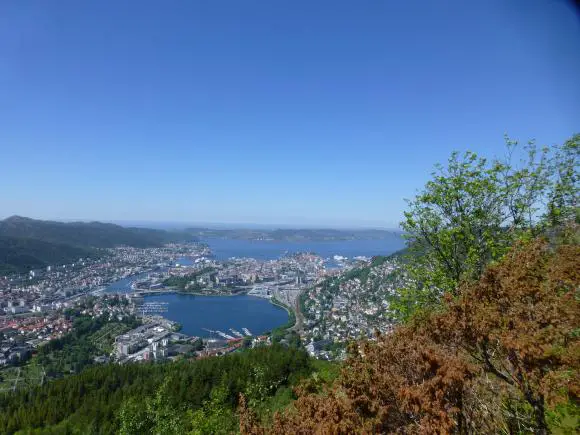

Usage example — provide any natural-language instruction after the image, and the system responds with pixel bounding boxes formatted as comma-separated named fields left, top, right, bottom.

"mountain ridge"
left=0, top=216, right=195, bottom=275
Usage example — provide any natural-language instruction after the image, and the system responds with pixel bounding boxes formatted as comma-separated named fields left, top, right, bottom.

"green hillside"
left=0, top=235, right=97, bottom=275
left=0, top=216, right=193, bottom=248
left=0, top=216, right=195, bottom=274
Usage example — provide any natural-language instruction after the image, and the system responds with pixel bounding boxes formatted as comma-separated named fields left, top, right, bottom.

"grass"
left=89, top=322, right=130, bottom=353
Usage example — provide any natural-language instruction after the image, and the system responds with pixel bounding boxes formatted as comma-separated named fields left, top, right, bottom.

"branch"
left=480, top=341, right=514, bottom=386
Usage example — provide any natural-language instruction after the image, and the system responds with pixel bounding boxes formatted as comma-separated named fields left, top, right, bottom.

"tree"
left=545, top=134, right=579, bottom=229
left=119, top=397, right=153, bottom=435
left=189, top=383, right=238, bottom=435
left=119, top=379, right=187, bottom=435
left=430, top=239, right=579, bottom=434
left=398, top=136, right=558, bottom=319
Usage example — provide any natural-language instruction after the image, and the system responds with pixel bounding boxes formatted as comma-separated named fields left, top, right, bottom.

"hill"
left=300, top=248, right=409, bottom=347
left=0, top=236, right=97, bottom=275
left=0, top=216, right=193, bottom=248
left=0, top=216, right=195, bottom=274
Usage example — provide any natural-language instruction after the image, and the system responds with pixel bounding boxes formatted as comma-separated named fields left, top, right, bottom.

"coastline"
left=269, top=297, right=297, bottom=331
left=269, top=297, right=292, bottom=314
left=156, top=287, right=251, bottom=298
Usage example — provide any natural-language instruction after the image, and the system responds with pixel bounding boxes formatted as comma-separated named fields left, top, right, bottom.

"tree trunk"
left=530, top=395, right=547, bottom=435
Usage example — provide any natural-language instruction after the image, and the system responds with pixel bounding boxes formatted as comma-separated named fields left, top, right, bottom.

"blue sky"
left=1, top=1, right=579, bottom=228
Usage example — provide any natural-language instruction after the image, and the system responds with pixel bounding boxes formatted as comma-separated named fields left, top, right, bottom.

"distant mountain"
left=185, top=227, right=403, bottom=242
left=0, top=216, right=195, bottom=275
left=0, top=216, right=194, bottom=249
left=0, top=235, right=96, bottom=275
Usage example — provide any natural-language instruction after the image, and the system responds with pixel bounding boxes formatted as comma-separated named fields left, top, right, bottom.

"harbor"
left=138, top=293, right=288, bottom=339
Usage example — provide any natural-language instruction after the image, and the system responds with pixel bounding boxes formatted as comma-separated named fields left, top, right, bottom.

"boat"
left=215, top=330, right=235, bottom=340
left=242, top=328, right=252, bottom=336
left=230, top=329, right=244, bottom=338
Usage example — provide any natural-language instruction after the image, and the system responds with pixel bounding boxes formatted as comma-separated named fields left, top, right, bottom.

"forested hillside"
left=0, top=216, right=194, bottom=274
left=0, top=235, right=96, bottom=275
left=0, top=216, right=193, bottom=248
left=0, top=345, right=326, bottom=434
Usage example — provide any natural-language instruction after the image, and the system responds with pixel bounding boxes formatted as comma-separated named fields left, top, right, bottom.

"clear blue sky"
left=1, top=0, right=579, bottom=228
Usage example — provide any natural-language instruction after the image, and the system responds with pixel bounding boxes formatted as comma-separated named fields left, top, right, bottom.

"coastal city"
left=0, top=239, right=404, bottom=390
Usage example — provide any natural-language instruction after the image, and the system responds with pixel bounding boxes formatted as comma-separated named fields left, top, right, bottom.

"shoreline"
left=269, top=297, right=297, bottom=331
left=269, top=297, right=292, bottom=314
left=153, top=287, right=252, bottom=298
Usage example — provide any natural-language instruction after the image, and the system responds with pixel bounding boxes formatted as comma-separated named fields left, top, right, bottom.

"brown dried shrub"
left=428, top=240, right=579, bottom=433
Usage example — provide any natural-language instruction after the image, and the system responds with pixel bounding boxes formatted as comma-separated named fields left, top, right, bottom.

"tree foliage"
left=397, top=135, right=577, bottom=319
left=188, top=382, right=238, bottom=435
left=35, top=315, right=140, bottom=377
left=0, top=345, right=312, bottom=434
left=162, top=267, right=216, bottom=291
left=429, top=239, right=579, bottom=433
left=546, top=134, right=579, bottom=228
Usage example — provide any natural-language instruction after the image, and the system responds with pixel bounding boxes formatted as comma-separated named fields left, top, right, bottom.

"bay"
left=105, top=274, right=290, bottom=338
left=143, top=293, right=289, bottom=338
left=204, top=237, right=405, bottom=261
left=104, top=238, right=405, bottom=337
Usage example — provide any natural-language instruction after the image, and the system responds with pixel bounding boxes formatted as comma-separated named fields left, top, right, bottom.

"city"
left=1, top=238, right=403, bottom=391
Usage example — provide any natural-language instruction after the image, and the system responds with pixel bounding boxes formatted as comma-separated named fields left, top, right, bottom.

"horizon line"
left=1, top=214, right=402, bottom=231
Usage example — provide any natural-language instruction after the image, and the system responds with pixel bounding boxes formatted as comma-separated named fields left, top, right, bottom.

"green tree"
left=244, top=365, right=283, bottom=408
left=545, top=133, right=579, bottom=228
left=119, top=379, right=187, bottom=435
left=119, top=397, right=153, bottom=435
left=189, top=383, right=237, bottom=435
left=398, top=136, right=556, bottom=320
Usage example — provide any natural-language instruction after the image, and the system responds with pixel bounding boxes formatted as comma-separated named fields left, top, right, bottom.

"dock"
left=230, top=329, right=244, bottom=338
left=215, top=330, right=235, bottom=340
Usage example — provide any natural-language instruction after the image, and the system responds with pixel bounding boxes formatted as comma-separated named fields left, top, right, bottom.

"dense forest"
left=0, top=345, right=327, bottom=434
left=0, top=216, right=194, bottom=274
